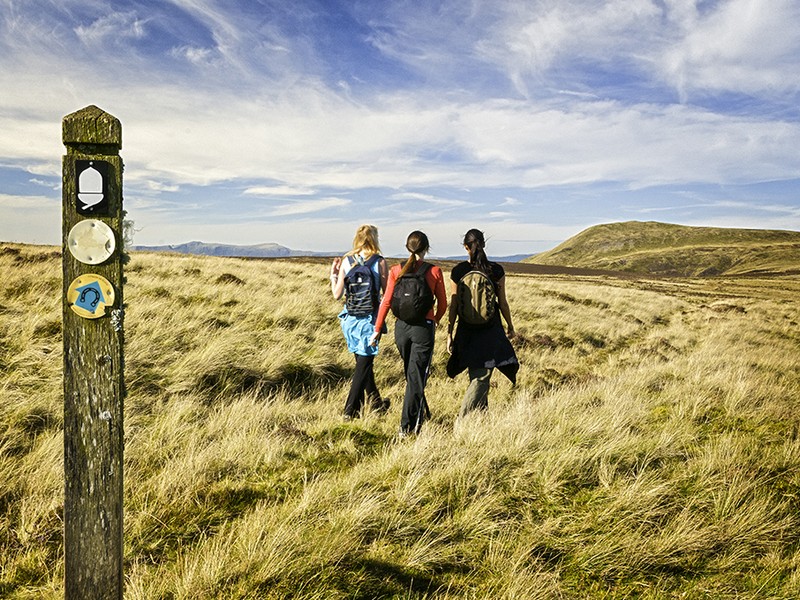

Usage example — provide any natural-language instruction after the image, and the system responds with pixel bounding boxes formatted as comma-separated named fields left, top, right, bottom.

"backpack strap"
left=415, top=262, right=434, bottom=295
left=416, top=261, right=431, bottom=273
left=347, top=253, right=380, bottom=270
left=363, top=254, right=382, bottom=291
left=364, top=254, right=381, bottom=268
left=344, top=255, right=361, bottom=271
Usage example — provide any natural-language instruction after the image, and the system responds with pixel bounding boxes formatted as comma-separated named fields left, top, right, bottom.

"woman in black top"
left=446, top=229, right=518, bottom=418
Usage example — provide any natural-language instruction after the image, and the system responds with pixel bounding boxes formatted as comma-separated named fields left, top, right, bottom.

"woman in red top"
left=370, top=231, right=448, bottom=437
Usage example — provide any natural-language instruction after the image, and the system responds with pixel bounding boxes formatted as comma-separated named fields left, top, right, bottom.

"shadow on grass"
left=194, top=361, right=352, bottom=404
left=127, top=480, right=288, bottom=567
left=253, top=557, right=463, bottom=600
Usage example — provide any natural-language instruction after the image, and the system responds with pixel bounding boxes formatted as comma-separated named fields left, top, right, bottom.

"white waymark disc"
left=68, top=219, right=116, bottom=265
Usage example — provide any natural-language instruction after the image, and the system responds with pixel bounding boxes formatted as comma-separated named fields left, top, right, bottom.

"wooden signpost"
left=62, top=105, right=125, bottom=599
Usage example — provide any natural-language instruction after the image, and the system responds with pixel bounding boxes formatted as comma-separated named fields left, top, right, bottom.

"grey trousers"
left=459, top=367, right=493, bottom=418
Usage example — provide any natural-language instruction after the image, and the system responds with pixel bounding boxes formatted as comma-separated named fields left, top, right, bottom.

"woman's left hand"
left=369, top=331, right=381, bottom=347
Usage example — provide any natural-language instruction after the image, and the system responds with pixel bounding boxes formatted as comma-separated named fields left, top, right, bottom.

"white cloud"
left=710, top=199, right=800, bottom=218
left=659, top=0, right=800, bottom=98
left=29, top=178, right=59, bottom=190
left=389, top=192, right=471, bottom=208
left=144, top=180, right=181, bottom=193
left=243, top=185, right=317, bottom=196
left=171, top=45, right=217, bottom=65
left=267, top=197, right=351, bottom=217
left=74, top=11, right=147, bottom=47
left=0, top=194, right=60, bottom=244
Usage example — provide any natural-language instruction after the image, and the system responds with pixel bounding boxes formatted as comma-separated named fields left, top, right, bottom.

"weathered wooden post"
left=62, top=105, right=124, bottom=599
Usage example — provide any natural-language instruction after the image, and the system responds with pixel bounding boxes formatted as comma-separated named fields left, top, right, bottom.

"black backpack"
left=344, top=254, right=380, bottom=317
left=390, top=262, right=434, bottom=324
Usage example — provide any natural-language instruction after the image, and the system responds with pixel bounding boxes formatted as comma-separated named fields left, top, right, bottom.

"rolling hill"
left=524, top=221, right=800, bottom=277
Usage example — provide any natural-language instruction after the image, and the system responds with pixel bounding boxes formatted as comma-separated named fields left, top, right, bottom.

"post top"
left=63, top=105, right=122, bottom=149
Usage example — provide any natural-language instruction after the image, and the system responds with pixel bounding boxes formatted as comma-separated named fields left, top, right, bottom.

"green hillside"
left=525, top=221, right=800, bottom=277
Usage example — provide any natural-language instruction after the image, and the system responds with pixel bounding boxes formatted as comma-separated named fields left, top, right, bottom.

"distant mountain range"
left=131, top=241, right=333, bottom=258
left=132, top=221, right=800, bottom=275
left=131, top=241, right=532, bottom=262
left=524, top=221, right=800, bottom=277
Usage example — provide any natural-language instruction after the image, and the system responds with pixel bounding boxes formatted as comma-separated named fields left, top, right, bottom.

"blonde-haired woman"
left=331, top=224, right=390, bottom=420
left=370, top=231, right=447, bottom=437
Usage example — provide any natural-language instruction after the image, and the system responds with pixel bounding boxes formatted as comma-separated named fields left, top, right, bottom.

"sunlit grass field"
left=2, top=243, right=800, bottom=598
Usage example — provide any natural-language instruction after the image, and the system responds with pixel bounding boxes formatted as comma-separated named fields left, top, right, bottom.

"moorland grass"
left=1, top=243, right=799, bottom=598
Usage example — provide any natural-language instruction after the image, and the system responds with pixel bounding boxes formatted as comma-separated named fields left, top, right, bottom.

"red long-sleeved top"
left=374, top=262, right=448, bottom=332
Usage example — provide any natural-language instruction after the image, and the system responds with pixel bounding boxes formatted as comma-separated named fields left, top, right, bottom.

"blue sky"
left=1, top=0, right=799, bottom=257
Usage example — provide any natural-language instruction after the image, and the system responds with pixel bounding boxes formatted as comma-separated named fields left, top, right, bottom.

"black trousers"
left=394, top=319, right=435, bottom=433
left=344, top=353, right=381, bottom=417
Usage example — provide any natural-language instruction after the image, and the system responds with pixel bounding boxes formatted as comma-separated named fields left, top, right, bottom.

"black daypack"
left=457, top=270, right=496, bottom=325
left=390, top=262, right=434, bottom=324
left=344, top=254, right=380, bottom=317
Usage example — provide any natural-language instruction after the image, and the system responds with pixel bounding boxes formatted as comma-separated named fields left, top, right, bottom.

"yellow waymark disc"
left=67, top=274, right=115, bottom=319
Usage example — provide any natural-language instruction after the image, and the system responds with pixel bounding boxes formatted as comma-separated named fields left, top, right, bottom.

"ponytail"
left=398, top=230, right=430, bottom=278
left=463, top=228, right=490, bottom=275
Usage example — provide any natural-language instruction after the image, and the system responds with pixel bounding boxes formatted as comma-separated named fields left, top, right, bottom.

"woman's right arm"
left=496, top=275, right=515, bottom=338
left=446, top=280, right=458, bottom=353
left=331, top=256, right=346, bottom=300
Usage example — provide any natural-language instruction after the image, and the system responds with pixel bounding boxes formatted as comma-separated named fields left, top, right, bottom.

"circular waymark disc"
left=67, top=274, right=115, bottom=319
left=67, top=219, right=116, bottom=265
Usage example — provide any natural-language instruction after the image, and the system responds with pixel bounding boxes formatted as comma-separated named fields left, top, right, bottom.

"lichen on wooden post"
left=62, top=105, right=125, bottom=600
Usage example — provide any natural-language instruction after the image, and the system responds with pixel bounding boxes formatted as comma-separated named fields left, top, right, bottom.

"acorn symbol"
left=78, top=161, right=104, bottom=210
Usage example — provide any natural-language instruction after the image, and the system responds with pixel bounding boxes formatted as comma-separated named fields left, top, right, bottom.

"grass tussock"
left=1, top=242, right=800, bottom=598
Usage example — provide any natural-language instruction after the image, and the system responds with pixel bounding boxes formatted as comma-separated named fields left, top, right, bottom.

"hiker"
left=447, top=228, right=519, bottom=418
left=330, top=224, right=390, bottom=420
left=370, top=231, right=447, bottom=437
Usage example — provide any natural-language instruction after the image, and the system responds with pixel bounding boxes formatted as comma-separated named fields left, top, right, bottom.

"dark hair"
left=398, top=230, right=430, bottom=277
left=464, top=228, right=491, bottom=275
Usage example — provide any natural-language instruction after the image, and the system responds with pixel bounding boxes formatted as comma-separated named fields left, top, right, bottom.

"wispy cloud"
left=74, top=11, right=147, bottom=46
left=243, top=185, right=317, bottom=197
left=265, top=197, right=351, bottom=217
left=659, top=0, right=800, bottom=99
left=389, top=192, right=471, bottom=208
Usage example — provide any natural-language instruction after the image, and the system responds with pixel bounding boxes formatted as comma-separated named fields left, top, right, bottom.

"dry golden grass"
left=1, top=242, right=799, bottom=598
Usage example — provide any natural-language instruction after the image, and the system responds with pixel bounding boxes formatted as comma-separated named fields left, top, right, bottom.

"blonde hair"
left=346, top=224, right=381, bottom=258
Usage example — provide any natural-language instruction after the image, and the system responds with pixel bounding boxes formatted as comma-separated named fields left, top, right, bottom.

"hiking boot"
left=370, top=398, right=391, bottom=414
